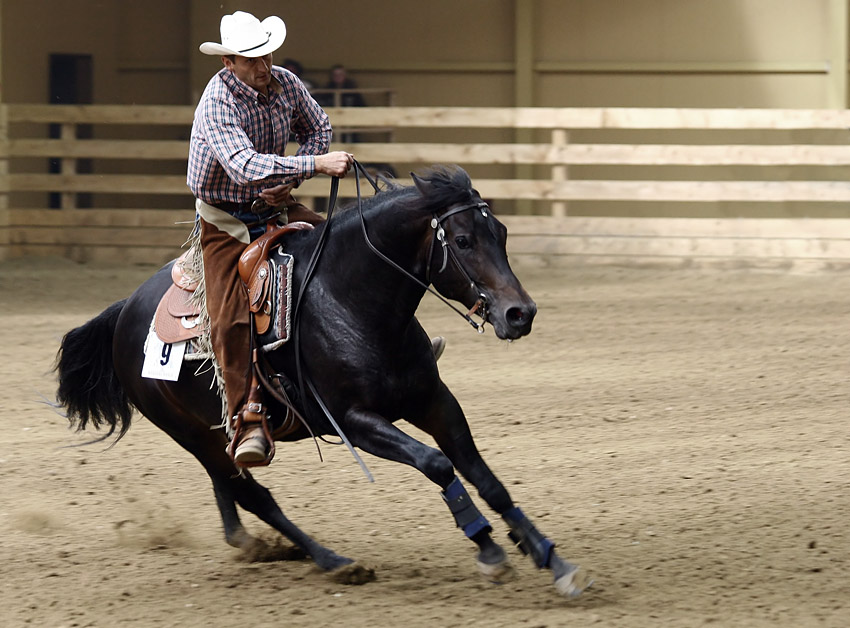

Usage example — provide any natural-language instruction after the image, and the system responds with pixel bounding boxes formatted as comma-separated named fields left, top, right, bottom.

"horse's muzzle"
left=496, top=300, right=537, bottom=339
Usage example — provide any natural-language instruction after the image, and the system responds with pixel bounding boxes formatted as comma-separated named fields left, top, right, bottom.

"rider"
left=189, top=11, right=446, bottom=467
left=189, top=11, right=353, bottom=465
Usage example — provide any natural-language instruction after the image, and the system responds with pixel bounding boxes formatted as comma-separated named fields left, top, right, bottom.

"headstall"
left=351, top=160, right=493, bottom=334
left=426, top=201, right=492, bottom=333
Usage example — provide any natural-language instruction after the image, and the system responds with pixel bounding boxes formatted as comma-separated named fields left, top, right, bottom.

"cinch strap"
left=442, top=476, right=492, bottom=538
left=503, top=506, right=555, bottom=569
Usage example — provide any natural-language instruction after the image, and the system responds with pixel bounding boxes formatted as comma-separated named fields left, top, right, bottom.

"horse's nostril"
left=507, top=307, right=526, bottom=324
left=506, top=304, right=536, bottom=328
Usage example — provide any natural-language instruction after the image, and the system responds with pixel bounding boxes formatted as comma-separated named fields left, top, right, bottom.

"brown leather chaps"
left=199, top=203, right=325, bottom=420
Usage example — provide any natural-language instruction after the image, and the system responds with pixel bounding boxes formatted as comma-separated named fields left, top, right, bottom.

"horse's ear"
left=410, top=172, right=432, bottom=196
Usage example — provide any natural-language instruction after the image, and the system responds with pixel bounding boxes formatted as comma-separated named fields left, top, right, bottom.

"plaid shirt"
left=187, top=66, right=332, bottom=204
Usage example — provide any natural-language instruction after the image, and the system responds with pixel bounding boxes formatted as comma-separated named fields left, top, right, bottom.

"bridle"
left=352, top=160, right=492, bottom=334
left=424, top=200, right=492, bottom=332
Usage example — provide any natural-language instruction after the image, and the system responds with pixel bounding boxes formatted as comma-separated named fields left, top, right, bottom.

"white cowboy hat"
left=199, top=11, right=286, bottom=57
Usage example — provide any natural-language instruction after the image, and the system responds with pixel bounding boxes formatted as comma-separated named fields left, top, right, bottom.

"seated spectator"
left=325, top=64, right=366, bottom=107
left=318, top=65, right=366, bottom=143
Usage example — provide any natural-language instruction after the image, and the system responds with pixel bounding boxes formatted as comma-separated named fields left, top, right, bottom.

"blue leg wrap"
left=503, top=506, right=555, bottom=569
left=442, top=476, right=492, bottom=539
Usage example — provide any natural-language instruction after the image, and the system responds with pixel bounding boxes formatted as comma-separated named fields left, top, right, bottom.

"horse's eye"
left=455, top=235, right=471, bottom=249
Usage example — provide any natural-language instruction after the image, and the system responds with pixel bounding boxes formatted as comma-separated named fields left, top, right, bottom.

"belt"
left=212, top=201, right=257, bottom=214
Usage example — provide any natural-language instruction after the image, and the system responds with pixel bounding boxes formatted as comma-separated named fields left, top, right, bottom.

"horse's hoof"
left=235, top=533, right=307, bottom=563
left=554, top=565, right=593, bottom=599
left=477, top=558, right=517, bottom=584
left=227, top=527, right=260, bottom=550
left=477, top=542, right=515, bottom=584
left=329, top=562, right=377, bottom=585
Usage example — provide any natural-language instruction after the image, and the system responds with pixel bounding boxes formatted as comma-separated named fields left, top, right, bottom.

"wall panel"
left=2, top=0, right=845, bottom=110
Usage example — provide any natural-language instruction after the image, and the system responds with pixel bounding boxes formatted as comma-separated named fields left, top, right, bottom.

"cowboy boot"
left=233, top=417, right=269, bottom=464
left=233, top=382, right=272, bottom=465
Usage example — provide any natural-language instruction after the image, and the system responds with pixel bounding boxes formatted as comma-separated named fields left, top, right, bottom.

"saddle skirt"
left=154, top=284, right=205, bottom=344
left=154, top=250, right=205, bottom=344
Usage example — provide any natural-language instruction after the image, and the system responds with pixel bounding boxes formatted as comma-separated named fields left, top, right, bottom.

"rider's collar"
left=220, top=68, right=283, bottom=101
left=269, top=75, right=283, bottom=95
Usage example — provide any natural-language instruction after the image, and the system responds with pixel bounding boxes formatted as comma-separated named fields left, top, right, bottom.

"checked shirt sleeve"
left=289, top=81, right=333, bottom=158
left=198, top=93, right=315, bottom=187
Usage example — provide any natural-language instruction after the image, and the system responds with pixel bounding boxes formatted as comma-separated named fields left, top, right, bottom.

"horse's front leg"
left=342, top=408, right=511, bottom=580
left=407, top=384, right=592, bottom=598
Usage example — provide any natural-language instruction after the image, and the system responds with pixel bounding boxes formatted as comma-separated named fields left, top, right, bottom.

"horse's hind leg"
left=170, top=430, right=356, bottom=572
left=220, top=469, right=356, bottom=571
left=207, top=473, right=260, bottom=550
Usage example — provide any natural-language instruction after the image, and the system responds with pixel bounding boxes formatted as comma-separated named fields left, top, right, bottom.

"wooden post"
left=551, top=129, right=568, bottom=217
left=0, top=106, right=8, bottom=212
left=0, top=2, right=6, bottom=213
left=60, top=123, right=77, bottom=210
left=0, top=3, right=7, bottom=258
left=514, top=0, right=535, bottom=214
left=829, top=0, right=849, bottom=108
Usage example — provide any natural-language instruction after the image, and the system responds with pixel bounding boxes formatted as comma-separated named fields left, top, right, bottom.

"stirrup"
left=234, top=428, right=270, bottom=465
left=227, top=403, right=276, bottom=468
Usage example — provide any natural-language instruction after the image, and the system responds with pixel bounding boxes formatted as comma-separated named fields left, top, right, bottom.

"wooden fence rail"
left=2, top=105, right=850, bottom=267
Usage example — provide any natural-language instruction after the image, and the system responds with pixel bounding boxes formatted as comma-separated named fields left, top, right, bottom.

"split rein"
left=350, top=160, right=492, bottom=334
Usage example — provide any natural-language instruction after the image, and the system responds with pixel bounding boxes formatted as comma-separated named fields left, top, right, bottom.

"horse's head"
left=412, top=166, right=537, bottom=340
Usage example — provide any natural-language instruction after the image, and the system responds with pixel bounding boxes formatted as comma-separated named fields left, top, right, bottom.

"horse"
left=55, top=165, right=591, bottom=598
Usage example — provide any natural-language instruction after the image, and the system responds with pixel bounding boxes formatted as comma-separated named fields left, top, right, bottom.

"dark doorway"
left=49, top=54, right=93, bottom=208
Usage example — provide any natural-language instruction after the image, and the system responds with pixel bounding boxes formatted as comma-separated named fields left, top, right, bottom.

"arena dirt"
left=1, top=257, right=848, bottom=627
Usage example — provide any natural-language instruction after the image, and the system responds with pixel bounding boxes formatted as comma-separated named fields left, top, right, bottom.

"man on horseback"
left=188, top=11, right=354, bottom=466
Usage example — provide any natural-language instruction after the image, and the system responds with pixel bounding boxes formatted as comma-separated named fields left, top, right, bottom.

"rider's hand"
left=314, top=151, right=353, bottom=178
left=259, top=182, right=295, bottom=206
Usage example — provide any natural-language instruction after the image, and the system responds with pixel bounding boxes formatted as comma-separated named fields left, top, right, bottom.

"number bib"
left=141, top=329, right=187, bottom=381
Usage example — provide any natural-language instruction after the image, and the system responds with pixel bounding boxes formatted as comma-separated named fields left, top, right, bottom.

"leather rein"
left=351, top=160, right=492, bottom=333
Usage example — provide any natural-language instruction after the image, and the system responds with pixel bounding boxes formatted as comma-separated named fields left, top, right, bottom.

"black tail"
left=55, top=299, right=134, bottom=442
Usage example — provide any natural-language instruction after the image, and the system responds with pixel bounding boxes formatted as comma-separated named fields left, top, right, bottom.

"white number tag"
left=141, top=330, right=186, bottom=381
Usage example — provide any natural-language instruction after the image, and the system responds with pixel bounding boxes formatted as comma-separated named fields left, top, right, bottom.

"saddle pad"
left=155, top=284, right=205, bottom=344
left=273, top=251, right=294, bottom=343
left=257, top=249, right=294, bottom=352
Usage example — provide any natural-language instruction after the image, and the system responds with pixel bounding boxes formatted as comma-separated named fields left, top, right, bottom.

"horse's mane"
left=339, top=165, right=476, bottom=215
left=413, top=164, right=476, bottom=208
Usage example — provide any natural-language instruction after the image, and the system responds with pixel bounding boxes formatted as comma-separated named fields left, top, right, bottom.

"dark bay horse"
left=55, top=165, right=591, bottom=598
